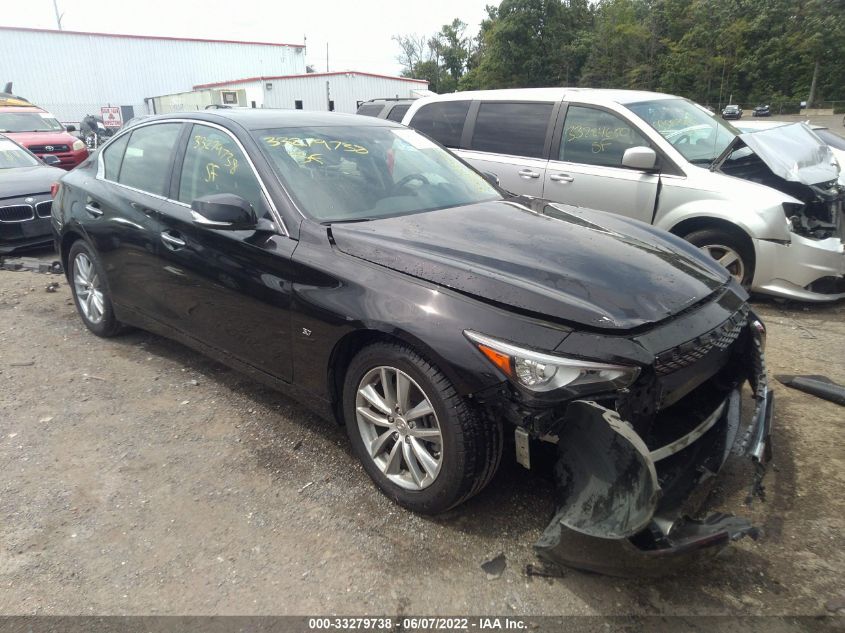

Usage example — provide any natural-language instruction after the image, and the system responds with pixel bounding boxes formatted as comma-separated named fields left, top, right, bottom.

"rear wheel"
left=343, top=342, right=502, bottom=514
left=68, top=240, right=124, bottom=337
left=684, top=228, right=754, bottom=288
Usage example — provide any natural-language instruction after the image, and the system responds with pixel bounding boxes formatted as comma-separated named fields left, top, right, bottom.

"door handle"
left=161, top=231, right=186, bottom=250
left=518, top=169, right=540, bottom=179
left=549, top=173, right=575, bottom=183
left=84, top=202, right=103, bottom=217
left=131, top=201, right=156, bottom=216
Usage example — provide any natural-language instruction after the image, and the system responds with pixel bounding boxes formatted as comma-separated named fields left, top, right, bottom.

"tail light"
left=50, top=182, right=59, bottom=198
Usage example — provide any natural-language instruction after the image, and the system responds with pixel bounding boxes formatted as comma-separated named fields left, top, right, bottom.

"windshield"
left=0, top=138, right=39, bottom=168
left=0, top=111, right=64, bottom=133
left=254, top=125, right=501, bottom=222
left=627, top=98, right=739, bottom=164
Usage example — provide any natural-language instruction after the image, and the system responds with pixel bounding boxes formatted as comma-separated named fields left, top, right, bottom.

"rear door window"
left=178, top=124, right=265, bottom=214
left=102, top=133, right=129, bottom=180
left=117, top=123, right=182, bottom=195
left=470, top=102, right=554, bottom=159
left=386, top=104, right=411, bottom=122
left=356, top=103, right=385, bottom=117
left=407, top=101, right=470, bottom=147
left=560, top=106, right=649, bottom=168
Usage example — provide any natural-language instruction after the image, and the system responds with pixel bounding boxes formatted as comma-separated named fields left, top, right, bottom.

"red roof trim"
left=193, top=71, right=429, bottom=89
left=0, top=25, right=304, bottom=48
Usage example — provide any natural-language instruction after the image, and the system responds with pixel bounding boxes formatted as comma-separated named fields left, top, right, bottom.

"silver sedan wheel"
left=73, top=252, right=105, bottom=324
left=699, top=244, right=745, bottom=282
left=355, top=366, right=443, bottom=491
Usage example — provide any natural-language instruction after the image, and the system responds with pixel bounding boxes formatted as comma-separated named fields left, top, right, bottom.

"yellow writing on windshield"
left=205, top=162, right=219, bottom=182
left=566, top=125, right=633, bottom=143
left=263, top=136, right=368, bottom=155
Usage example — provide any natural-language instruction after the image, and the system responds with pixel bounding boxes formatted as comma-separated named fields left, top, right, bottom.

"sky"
left=1, top=0, right=493, bottom=76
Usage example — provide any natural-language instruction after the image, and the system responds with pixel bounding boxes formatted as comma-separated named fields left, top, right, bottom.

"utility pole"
left=807, top=60, right=819, bottom=109
left=52, top=0, right=64, bottom=29
left=326, top=43, right=329, bottom=72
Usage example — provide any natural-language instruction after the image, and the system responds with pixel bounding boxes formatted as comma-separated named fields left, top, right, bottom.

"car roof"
left=141, top=109, right=404, bottom=130
left=411, top=87, right=677, bottom=106
left=0, top=104, right=46, bottom=113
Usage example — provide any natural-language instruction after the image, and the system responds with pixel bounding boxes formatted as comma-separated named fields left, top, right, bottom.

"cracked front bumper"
left=535, top=327, right=773, bottom=576
left=752, top=234, right=845, bottom=302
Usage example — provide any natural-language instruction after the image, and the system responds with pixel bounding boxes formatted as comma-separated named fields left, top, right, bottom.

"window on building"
left=178, top=124, right=265, bottom=214
left=117, top=123, right=182, bottom=195
left=295, top=100, right=303, bottom=110
left=470, top=102, right=554, bottom=159
left=407, top=101, right=470, bottom=148
left=560, top=106, right=650, bottom=168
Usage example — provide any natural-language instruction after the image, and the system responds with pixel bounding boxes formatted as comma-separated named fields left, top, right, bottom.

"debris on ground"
left=525, top=562, right=565, bottom=580
left=776, top=374, right=845, bottom=406
left=481, top=553, right=507, bottom=580
left=45, top=281, right=60, bottom=292
left=298, top=481, right=314, bottom=493
left=0, top=257, right=63, bottom=274
left=826, top=594, right=845, bottom=614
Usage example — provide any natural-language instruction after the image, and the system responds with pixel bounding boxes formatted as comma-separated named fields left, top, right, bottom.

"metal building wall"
left=257, top=74, right=429, bottom=113
left=0, top=27, right=306, bottom=123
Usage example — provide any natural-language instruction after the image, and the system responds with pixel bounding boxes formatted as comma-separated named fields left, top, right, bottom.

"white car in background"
left=402, top=89, right=845, bottom=301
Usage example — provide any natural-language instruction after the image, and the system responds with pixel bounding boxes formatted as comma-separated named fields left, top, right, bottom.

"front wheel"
left=684, top=228, right=755, bottom=288
left=343, top=342, right=502, bottom=514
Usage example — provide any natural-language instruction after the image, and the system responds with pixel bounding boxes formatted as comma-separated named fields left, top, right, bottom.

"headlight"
left=465, top=330, right=640, bottom=394
left=72, top=139, right=85, bottom=151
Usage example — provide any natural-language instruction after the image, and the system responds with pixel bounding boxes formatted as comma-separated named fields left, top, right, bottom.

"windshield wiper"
left=321, top=217, right=379, bottom=225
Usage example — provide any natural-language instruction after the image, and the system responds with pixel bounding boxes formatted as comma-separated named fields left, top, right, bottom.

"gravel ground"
left=0, top=256, right=842, bottom=618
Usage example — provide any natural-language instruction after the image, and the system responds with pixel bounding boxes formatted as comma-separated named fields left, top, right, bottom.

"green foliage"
left=394, top=0, right=845, bottom=105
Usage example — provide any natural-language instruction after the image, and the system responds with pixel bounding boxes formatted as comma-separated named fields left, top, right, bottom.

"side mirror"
left=42, top=154, right=61, bottom=166
left=66, top=125, right=76, bottom=132
left=621, top=146, right=657, bottom=171
left=190, top=193, right=257, bottom=230
left=482, top=171, right=500, bottom=187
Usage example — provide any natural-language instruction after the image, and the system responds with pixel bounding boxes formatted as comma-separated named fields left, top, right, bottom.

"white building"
left=0, top=26, right=306, bottom=123
left=191, top=71, right=430, bottom=114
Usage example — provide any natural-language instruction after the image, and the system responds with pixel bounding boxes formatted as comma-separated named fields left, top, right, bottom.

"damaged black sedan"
left=52, top=110, right=772, bottom=575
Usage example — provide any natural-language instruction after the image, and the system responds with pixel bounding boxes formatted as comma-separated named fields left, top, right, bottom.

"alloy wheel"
left=355, top=366, right=443, bottom=491
left=698, top=243, right=745, bottom=283
left=73, top=252, right=105, bottom=324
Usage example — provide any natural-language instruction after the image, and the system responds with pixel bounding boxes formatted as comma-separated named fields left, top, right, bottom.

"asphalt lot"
left=0, top=251, right=843, bottom=619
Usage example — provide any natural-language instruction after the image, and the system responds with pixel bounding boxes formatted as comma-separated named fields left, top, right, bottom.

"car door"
left=456, top=101, right=555, bottom=198
left=152, top=122, right=295, bottom=381
left=544, top=104, right=659, bottom=224
left=83, top=122, right=183, bottom=315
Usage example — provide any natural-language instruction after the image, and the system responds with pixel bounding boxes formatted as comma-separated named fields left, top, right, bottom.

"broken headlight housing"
left=465, top=330, right=640, bottom=395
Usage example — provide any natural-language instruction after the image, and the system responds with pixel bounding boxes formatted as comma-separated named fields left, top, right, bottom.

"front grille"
left=35, top=200, right=52, bottom=218
left=0, top=204, right=35, bottom=222
left=654, top=305, right=748, bottom=376
left=28, top=144, right=70, bottom=153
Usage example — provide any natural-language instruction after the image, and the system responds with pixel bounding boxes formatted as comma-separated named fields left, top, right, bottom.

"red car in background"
left=0, top=94, right=88, bottom=169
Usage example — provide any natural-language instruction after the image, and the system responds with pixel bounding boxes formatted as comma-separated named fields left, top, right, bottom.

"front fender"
left=656, top=197, right=794, bottom=242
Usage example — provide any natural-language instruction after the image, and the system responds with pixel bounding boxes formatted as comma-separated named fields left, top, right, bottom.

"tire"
left=684, top=228, right=755, bottom=288
left=68, top=240, right=124, bottom=337
left=343, top=341, right=502, bottom=514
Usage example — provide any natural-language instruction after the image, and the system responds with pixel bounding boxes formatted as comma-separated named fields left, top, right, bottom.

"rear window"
left=386, top=104, right=411, bottom=122
left=470, top=102, right=554, bottom=159
left=117, top=123, right=182, bottom=196
left=408, top=101, right=470, bottom=148
left=0, top=110, right=64, bottom=133
left=356, top=103, right=385, bottom=117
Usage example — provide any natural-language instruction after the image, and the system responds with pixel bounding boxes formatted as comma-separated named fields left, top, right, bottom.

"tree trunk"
left=807, top=59, right=819, bottom=108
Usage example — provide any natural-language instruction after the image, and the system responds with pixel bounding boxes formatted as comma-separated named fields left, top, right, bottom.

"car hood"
left=718, top=122, right=840, bottom=186
left=330, top=198, right=730, bottom=330
left=0, top=165, right=65, bottom=199
left=4, top=130, right=77, bottom=148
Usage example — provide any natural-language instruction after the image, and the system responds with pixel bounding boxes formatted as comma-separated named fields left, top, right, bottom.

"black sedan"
left=0, top=133, right=65, bottom=254
left=52, top=111, right=772, bottom=574
left=752, top=104, right=771, bottom=117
